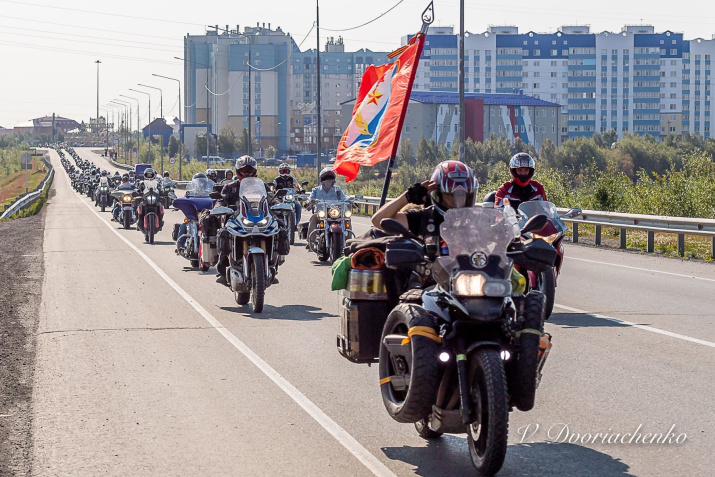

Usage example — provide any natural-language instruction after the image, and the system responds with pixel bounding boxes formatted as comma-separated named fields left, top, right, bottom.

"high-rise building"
left=406, top=25, right=715, bottom=141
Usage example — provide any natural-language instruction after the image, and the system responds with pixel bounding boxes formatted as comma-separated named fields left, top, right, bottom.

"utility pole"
left=247, top=39, right=252, bottom=157
left=130, top=88, right=152, bottom=164
left=139, top=84, right=164, bottom=172
left=95, top=60, right=101, bottom=135
left=153, top=74, right=182, bottom=178
left=316, top=0, right=322, bottom=176
left=458, top=0, right=465, bottom=162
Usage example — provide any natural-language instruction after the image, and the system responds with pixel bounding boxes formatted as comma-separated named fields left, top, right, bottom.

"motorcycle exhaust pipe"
left=229, top=268, right=244, bottom=291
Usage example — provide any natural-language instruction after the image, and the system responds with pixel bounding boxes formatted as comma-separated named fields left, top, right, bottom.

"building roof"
left=410, top=91, right=561, bottom=107
left=142, top=118, right=174, bottom=132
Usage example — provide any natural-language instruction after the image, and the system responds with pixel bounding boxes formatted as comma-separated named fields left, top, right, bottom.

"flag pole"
left=378, top=2, right=434, bottom=208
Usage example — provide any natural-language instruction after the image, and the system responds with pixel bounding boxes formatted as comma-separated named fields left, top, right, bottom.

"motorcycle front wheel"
left=147, top=218, right=155, bottom=244
left=467, top=348, right=509, bottom=477
left=330, top=231, right=344, bottom=264
left=251, top=254, right=266, bottom=313
left=289, top=213, right=295, bottom=245
left=101, top=197, right=106, bottom=212
left=123, top=210, right=132, bottom=230
left=536, top=267, right=556, bottom=319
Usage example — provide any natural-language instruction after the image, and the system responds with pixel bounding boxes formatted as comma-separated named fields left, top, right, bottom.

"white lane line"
left=554, top=303, right=715, bottom=349
left=569, top=257, right=715, bottom=283
left=57, top=155, right=396, bottom=477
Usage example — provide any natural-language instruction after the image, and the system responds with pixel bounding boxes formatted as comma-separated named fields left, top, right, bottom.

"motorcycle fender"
left=465, top=340, right=502, bottom=356
left=329, top=223, right=343, bottom=234
left=247, top=246, right=265, bottom=255
left=421, top=288, right=468, bottom=322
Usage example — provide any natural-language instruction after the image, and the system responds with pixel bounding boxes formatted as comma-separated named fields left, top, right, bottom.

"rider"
left=161, top=170, right=173, bottom=190
left=272, top=162, right=304, bottom=222
left=214, top=156, right=259, bottom=283
left=111, top=174, right=135, bottom=221
left=128, top=170, right=136, bottom=186
left=494, top=152, right=547, bottom=210
left=95, top=170, right=110, bottom=205
left=220, top=169, right=234, bottom=184
left=306, top=167, right=345, bottom=249
left=136, top=168, right=164, bottom=232
left=372, top=160, right=478, bottom=246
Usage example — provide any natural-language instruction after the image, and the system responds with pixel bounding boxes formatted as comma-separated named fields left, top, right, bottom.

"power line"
left=0, top=0, right=205, bottom=27
left=0, top=23, right=179, bottom=48
left=0, top=28, right=179, bottom=53
left=322, top=0, right=406, bottom=32
left=0, top=39, right=177, bottom=64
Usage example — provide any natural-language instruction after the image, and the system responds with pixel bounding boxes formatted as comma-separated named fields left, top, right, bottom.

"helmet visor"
left=443, top=189, right=467, bottom=209
left=279, top=168, right=290, bottom=175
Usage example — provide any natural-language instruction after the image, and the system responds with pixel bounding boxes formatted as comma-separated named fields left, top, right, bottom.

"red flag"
left=334, top=33, right=425, bottom=182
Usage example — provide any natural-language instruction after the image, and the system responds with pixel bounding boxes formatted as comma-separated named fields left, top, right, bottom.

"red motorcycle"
left=516, top=201, right=581, bottom=318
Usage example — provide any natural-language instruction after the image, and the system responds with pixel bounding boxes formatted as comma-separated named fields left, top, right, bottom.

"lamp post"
left=130, top=88, right=152, bottom=164
left=152, top=74, right=183, bottom=179
left=119, top=94, right=141, bottom=165
left=95, top=59, right=101, bottom=134
left=175, top=56, right=211, bottom=159
left=105, top=104, right=121, bottom=158
left=110, top=100, right=130, bottom=163
left=138, top=84, right=164, bottom=172
left=316, top=0, right=322, bottom=177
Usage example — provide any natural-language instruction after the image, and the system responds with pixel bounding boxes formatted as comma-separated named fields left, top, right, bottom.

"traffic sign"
left=169, top=157, right=176, bottom=164
left=21, top=152, right=32, bottom=164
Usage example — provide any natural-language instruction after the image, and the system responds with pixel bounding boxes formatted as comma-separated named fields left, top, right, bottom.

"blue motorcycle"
left=172, top=177, right=216, bottom=271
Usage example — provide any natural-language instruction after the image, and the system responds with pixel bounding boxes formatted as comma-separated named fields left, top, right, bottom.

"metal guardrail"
left=352, top=196, right=715, bottom=259
left=0, top=157, right=55, bottom=220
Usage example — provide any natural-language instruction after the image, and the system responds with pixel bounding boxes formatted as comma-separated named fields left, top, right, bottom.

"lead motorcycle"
left=111, top=190, right=137, bottom=229
left=210, top=177, right=290, bottom=313
left=376, top=206, right=556, bottom=476
left=516, top=201, right=581, bottom=318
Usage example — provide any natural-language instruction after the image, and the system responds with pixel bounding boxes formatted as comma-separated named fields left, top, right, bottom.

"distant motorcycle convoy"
left=57, top=146, right=581, bottom=475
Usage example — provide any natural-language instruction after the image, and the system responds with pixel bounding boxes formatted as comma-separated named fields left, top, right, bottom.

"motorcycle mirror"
left=209, top=191, right=222, bottom=200
left=354, top=194, right=364, bottom=201
left=380, top=218, right=414, bottom=238
left=562, top=208, right=582, bottom=219
left=301, top=181, right=309, bottom=186
left=210, top=206, right=234, bottom=216
left=521, top=214, right=549, bottom=235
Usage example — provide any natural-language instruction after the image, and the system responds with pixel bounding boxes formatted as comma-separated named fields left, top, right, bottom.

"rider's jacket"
left=494, top=180, right=547, bottom=210
left=161, top=177, right=174, bottom=189
left=274, top=175, right=298, bottom=190
left=116, top=182, right=135, bottom=191
left=309, top=186, right=344, bottom=202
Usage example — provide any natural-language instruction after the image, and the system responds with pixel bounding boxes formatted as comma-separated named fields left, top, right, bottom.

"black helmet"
left=319, top=167, right=336, bottom=182
left=279, top=162, right=290, bottom=177
left=482, top=190, right=497, bottom=208
left=509, top=152, right=535, bottom=187
left=143, top=168, right=156, bottom=180
left=192, top=172, right=208, bottom=181
left=121, top=174, right=130, bottom=182
left=101, top=170, right=108, bottom=176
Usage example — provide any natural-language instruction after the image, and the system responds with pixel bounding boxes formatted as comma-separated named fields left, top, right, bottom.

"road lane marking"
left=554, top=303, right=715, bottom=349
left=569, top=257, right=715, bottom=283
left=57, top=158, right=396, bottom=477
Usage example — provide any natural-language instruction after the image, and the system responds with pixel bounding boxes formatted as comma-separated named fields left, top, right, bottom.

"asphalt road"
left=31, top=147, right=715, bottom=476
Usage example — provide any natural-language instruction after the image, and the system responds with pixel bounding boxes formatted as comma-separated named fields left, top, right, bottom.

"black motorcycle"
left=376, top=206, right=556, bottom=476
left=137, top=180, right=164, bottom=244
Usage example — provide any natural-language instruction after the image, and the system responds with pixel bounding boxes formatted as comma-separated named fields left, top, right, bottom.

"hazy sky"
left=1, top=0, right=714, bottom=128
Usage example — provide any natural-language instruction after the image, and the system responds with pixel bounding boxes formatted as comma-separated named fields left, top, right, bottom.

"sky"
left=1, top=0, right=715, bottom=128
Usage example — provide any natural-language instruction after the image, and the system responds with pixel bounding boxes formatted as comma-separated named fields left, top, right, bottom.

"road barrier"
left=0, top=156, right=55, bottom=220
left=352, top=196, right=715, bottom=259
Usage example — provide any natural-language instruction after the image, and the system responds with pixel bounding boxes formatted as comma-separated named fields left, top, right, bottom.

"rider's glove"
left=406, top=183, right=429, bottom=205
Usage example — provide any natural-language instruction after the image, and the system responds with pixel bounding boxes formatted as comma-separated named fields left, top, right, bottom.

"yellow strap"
left=379, top=377, right=391, bottom=386
left=516, top=328, right=544, bottom=338
left=408, top=326, right=441, bottom=343
left=401, top=337, right=411, bottom=345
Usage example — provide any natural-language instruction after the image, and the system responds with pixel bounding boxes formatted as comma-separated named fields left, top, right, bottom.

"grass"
left=0, top=158, right=49, bottom=208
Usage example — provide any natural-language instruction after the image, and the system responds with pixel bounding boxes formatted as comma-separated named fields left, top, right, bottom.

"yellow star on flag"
left=367, top=89, right=383, bottom=106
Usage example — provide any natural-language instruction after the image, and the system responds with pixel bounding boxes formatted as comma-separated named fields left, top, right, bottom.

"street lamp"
left=119, top=94, right=141, bottom=164
left=105, top=104, right=122, bottom=158
left=95, top=59, right=101, bottom=134
left=129, top=88, right=152, bottom=164
left=110, top=100, right=130, bottom=163
left=153, top=73, right=183, bottom=179
left=138, top=83, right=164, bottom=172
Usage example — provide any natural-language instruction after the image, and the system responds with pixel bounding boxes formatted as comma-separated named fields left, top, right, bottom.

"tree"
left=415, top=136, right=436, bottom=166
left=235, top=128, right=258, bottom=156
left=397, top=138, right=414, bottom=165
left=194, top=133, right=216, bottom=157
left=218, top=126, right=236, bottom=157
left=168, top=136, right=179, bottom=157
left=266, top=145, right=276, bottom=159
left=537, top=138, right=558, bottom=166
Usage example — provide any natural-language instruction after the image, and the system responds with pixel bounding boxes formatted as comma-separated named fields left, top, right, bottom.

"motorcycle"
left=374, top=207, right=556, bottom=476
left=210, top=177, right=289, bottom=313
left=305, top=195, right=362, bottom=264
left=516, top=201, right=582, bottom=319
left=97, top=182, right=111, bottom=212
left=172, top=180, right=216, bottom=271
left=111, top=190, right=137, bottom=230
left=137, top=179, right=164, bottom=244
left=159, top=184, right=177, bottom=209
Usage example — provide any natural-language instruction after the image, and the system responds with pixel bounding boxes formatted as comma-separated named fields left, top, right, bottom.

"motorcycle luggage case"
left=337, top=290, right=389, bottom=364
left=510, top=238, right=557, bottom=273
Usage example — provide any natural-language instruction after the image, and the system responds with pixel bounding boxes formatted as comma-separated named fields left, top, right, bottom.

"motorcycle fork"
left=455, top=337, right=476, bottom=425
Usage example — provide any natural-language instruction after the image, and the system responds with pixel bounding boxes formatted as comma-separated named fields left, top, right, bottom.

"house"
left=141, top=118, right=174, bottom=147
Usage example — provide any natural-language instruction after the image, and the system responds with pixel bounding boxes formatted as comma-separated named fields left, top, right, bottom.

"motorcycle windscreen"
left=239, top=177, right=267, bottom=209
left=517, top=201, right=566, bottom=235
left=186, top=178, right=213, bottom=197
left=438, top=207, right=520, bottom=278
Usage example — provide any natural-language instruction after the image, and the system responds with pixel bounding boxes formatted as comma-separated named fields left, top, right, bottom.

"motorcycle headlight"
left=452, top=274, right=511, bottom=297
left=329, top=207, right=341, bottom=218
left=122, top=194, right=132, bottom=202
left=286, top=194, right=294, bottom=201
left=318, top=210, right=326, bottom=218
left=344, top=210, right=352, bottom=218
left=146, top=195, right=157, bottom=205
left=258, top=218, right=269, bottom=226
left=242, top=218, right=253, bottom=226
left=532, top=232, right=559, bottom=244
